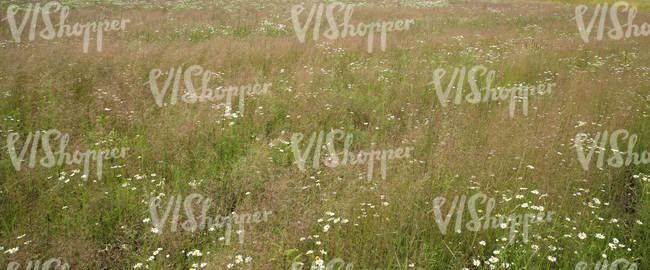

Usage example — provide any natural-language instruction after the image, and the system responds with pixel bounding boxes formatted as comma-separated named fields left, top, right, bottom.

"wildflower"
left=306, top=250, right=313, bottom=255
left=143, top=218, right=151, bottom=223
left=473, top=259, right=481, bottom=266
left=188, top=250, right=203, bottom=256
left=151, top=227, right=160, bottom=234
left=201, top=263, right=208, bottom=267
left=578, top=232, right=586, bottom=239
left=516, top=195, right=524, bottom=199
left=4, top=247, right=19, bottom=254
left=613, top=238, right=619, bottom=244
left=547, top=256, right=557, bottom=262
left=227, top=263, right=234, bottom=268
left=531, top=244, right=539, bottom=250
left=479, top=241, right=486, bottom=246
left=489, top=257, right=499, bottom=263
left=133, top=263, right=142, bottom=268
left=609, top=243, right=617, bottom=249
left=531, top=190, right=539, bottom=194
left=245, top=257, right=252, bottom=263
left=636, top=220, right=643, bottom=225
left=610, top=218, right=618, bottom=223
left=316, top=241, right=321, bottom=245
left=521, top=203, right=529, bottom=208
left=235, top=255, right=243, bottom=263
left=596, top=233, right=605, bottom=239
left=493, top=250, right=500, bottom=255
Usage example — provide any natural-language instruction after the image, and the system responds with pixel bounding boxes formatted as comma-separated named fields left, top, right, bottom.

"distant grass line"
left=1, top=0, right=649, bottom=10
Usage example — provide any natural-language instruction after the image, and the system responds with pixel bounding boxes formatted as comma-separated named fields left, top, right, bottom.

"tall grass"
left=0, top=0, right=649, bottom=269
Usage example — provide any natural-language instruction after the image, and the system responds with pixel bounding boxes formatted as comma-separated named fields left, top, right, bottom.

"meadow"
left=0, top=0, right=649, bottom=269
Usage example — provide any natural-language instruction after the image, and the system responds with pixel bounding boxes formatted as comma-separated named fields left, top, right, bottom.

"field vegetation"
left=0, top=0, right=649, bottom=269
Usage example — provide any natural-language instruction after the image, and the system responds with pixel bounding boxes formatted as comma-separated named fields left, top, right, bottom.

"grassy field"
left=1, top=0, right=649, bottom=269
